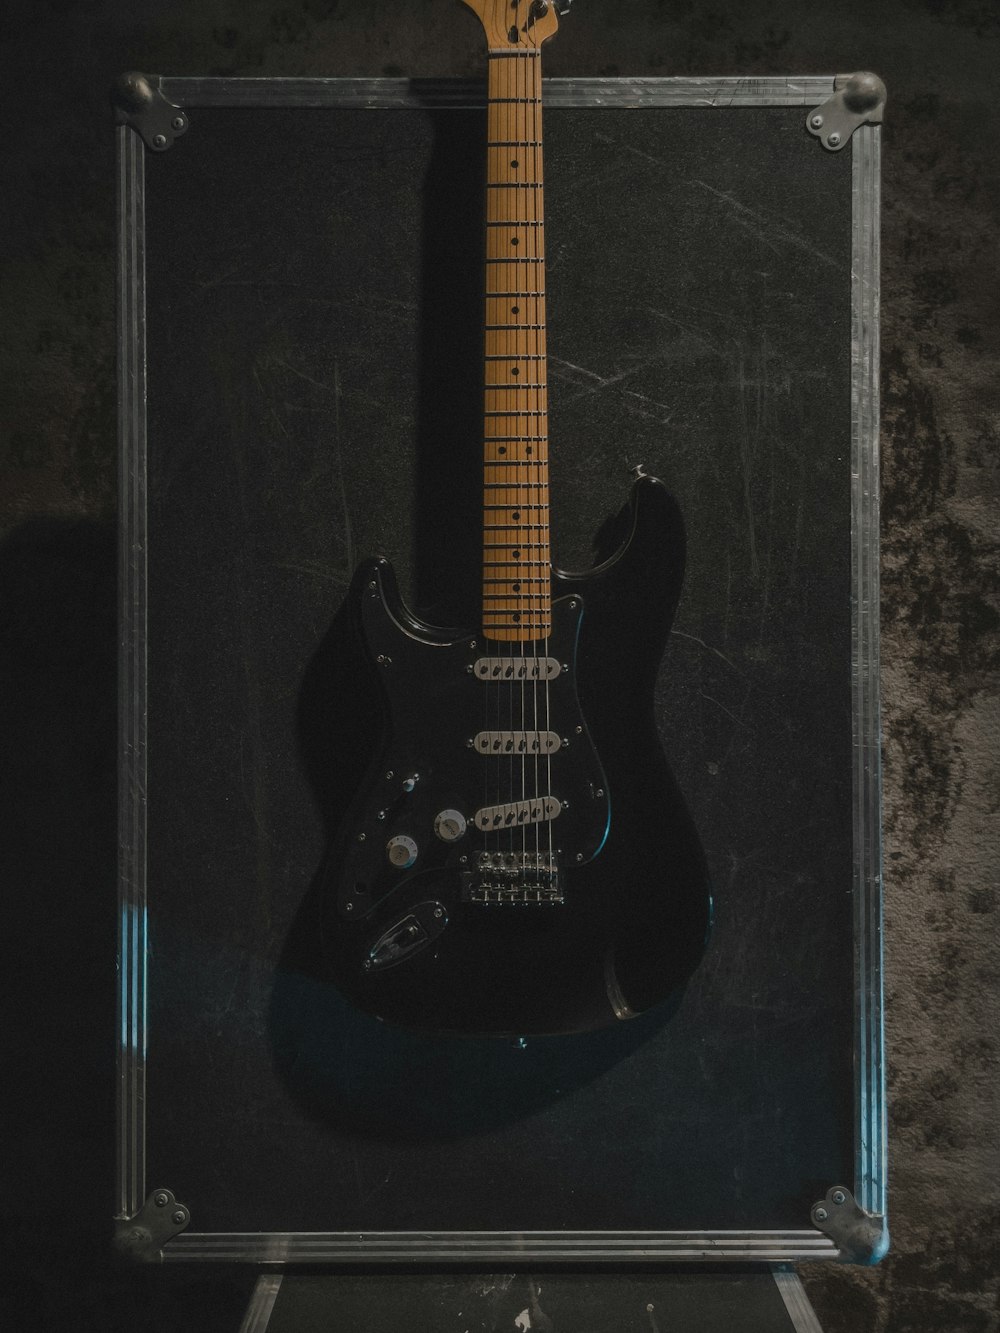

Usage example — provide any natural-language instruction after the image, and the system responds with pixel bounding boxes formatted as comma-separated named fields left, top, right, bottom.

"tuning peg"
left=553, top=0, right=572, bottom=12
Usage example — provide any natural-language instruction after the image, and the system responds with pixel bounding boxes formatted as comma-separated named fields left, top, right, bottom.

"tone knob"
left=433, top=809, right=467, bottom=843
left=386, top=835, right=418, bottom=869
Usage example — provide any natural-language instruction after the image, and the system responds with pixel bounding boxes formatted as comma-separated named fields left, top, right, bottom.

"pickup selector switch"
left=386, top=835, right=418, bottom=869
left=434, top=809, right=467, bottom=843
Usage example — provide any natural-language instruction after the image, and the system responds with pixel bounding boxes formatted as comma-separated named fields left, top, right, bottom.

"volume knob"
left=386, top=835, right=418, bottom=869
left=433, top=809, right=467, bottom=843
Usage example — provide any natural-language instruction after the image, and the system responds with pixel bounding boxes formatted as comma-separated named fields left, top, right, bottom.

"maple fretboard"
left=481, top=49, right=550, bottom=644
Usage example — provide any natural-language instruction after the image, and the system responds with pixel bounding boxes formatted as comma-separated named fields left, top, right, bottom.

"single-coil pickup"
left=474, top=656, right=561, bottom=681
left=473, top=795, right=561, bottom=831
left=474, top=730, right=561, bottom=755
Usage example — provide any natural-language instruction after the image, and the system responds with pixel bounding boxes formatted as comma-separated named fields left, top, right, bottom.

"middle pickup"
left=474, top=730, right=561, bottom=756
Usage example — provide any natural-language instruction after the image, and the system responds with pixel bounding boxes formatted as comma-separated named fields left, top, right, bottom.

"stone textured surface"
left=1, top=1, right=997, bottom=1329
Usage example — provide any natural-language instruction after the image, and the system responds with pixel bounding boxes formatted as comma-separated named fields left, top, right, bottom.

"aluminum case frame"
left=116, top=76, right=884, bottom=1265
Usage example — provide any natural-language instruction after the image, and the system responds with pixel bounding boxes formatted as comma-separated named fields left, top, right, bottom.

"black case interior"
left=141, top=101, right=854, bottom=1235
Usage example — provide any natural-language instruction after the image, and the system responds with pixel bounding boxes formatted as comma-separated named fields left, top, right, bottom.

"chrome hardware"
left=463, top=850, right=563, bottom=905
left=474, top=656, right=561, bottom=681
left=810, top=1184, right=889, bottom=1265
left=473, top=795, right=561, bottom=831
left=806, top=72, right=886, bottom=152
left=474, top=730, right=561, bottom=755
left=386, top=834, right=418, bottom=868
left=367, top=901, right=448, bottom=971
left=113, top=1187, right=190, bottom=1261
left=112, top=72, right=190, bottom=153
left=433, top=809, right=467, bottom=843
left=402, top=773, right=419, bottom=792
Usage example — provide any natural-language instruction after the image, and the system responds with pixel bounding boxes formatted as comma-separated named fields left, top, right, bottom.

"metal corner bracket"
left=113, top=1188, right=191, bottom=1263
left=806, top=72, right=886, bottom=151
left=810, top=1185, right=888, bottom=1265
left=112, top=72, right=190, bottom=151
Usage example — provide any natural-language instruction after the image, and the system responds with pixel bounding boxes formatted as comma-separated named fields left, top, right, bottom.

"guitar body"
left=321, top=474, right=712, bottom=1035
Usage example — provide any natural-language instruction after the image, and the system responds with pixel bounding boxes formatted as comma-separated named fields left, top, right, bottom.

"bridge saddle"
left=462, top=849, right=563, bottom=905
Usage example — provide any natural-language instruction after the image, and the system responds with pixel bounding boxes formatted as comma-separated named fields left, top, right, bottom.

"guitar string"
left=523, top=42, right=539, bottom=881
left=525, top=44, right=533, bottom=874
left=483, top=32, right=553, bottom=890
left=525, top=43, right=539, bottom=883
left=532, top=41, right=555, bottom=888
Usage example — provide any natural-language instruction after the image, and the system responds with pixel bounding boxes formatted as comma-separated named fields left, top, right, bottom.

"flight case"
left=115, top=73, right=885, bottom=1325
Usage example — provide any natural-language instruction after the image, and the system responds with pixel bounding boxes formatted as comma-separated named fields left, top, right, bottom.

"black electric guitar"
left=321, top=0, right=711, bottom=1035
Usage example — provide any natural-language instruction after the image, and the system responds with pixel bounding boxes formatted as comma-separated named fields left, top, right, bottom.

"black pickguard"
left=321, top=475, right=711, bottom=1035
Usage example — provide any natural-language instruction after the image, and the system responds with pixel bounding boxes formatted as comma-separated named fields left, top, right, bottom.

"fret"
left=487, top=218, right=545, bottom=223
left=484, top=435, right=547, bottom=441
left=490, top=97, right=542, bottom=103
left=486, top=291, right=545, bottom=297
left=484, top=384, right=547, bottom=390
left=483, top=616, right=551, bottom=623
left=484, top=409, right=546, bottom=416
left=484, top=524, right=549, bottom=532
left=488, top=140, right=543, bottom=146
left=484, top=505, right=548, bottom=512
left=484, top=481, right=548, bottom=489
left=483, top=575, right=549, bottom=582
left=485, top=324, right=545, bottom=330
left=486, top=258, right=545, bottom=264
left=487, top=185, right=544, bottom=191
left=484, top=452, right=546, bottom=459
left=487, top=50, right=541, bottom=59
left=485, top=354, right=545, bottom=360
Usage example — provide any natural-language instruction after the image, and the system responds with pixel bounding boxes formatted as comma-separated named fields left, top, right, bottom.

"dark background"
left=1, top=1, right=997, bottom=1330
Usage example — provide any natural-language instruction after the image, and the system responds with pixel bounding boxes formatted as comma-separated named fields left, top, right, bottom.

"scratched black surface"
left=142, top=101, right=854, bottom=1233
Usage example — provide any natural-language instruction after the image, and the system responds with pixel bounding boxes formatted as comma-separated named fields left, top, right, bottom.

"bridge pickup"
left=473, top=656, right=561, bottom=681
left=473, top=795, right=561, bottom=831
left=474, top=730, right=561, bottom=755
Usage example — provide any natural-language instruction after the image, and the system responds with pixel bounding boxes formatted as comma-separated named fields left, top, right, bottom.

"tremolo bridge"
left=462, top=850, right=563, bottom=906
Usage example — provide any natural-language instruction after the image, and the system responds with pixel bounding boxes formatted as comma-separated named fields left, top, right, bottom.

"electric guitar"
left=321, top=0, right=712, bottom=1035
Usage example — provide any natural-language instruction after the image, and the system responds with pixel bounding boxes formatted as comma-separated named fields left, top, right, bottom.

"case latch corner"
left=811, top=1184, right=889, bottom=1265
left=112, top=72, right=189, bottom=152
left=806, top=72, right=886, bottom=152
left=113, top=1187, right=190, bottom=1263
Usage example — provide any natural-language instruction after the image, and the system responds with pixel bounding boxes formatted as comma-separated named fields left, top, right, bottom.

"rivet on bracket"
left=113, top=1187, right=191, bottom=1263
left=806, top=72, right=887, bottom=152
left=112, top=72, right=190, bottom=152
left=810, top=1184, right=889, bottom=1265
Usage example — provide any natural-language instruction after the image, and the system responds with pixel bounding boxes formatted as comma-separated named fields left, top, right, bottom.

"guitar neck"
left=481, top=48, right=550, bottom=644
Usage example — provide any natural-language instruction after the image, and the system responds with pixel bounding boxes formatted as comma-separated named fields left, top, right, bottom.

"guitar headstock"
left=460, top=0, right=567, bottom=51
